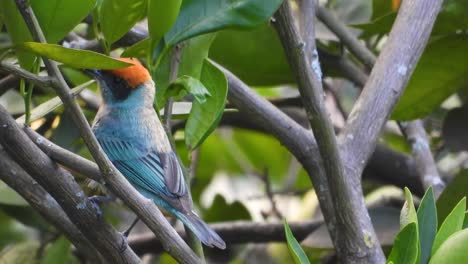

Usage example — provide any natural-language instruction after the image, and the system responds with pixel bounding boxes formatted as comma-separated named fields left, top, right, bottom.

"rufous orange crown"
left=107, top=58, right=151, bottom=88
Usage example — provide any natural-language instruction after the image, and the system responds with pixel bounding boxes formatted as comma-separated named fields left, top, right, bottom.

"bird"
left=85, top=57, right=226, bottom=249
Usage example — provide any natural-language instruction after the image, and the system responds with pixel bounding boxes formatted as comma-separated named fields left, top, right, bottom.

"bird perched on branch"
left=86, top=58, right=226, bottom=249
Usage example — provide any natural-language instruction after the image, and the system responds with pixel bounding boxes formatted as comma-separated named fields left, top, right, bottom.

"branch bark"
left=0, top=105, right=140, bottom=263
left=274, top=1, right=384, bottom=262
left=0, top=146, right=104, bottom=263
left=13, top=1, right=201, bottom=262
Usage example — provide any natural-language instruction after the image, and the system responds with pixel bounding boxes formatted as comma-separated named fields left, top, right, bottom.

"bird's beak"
left=83, top=69, right=102, bottom=78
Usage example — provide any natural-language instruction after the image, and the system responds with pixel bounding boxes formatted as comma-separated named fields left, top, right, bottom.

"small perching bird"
left=86, top=58, right=226, bottom=249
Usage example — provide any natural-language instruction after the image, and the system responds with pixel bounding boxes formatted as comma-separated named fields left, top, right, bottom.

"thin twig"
left=14, top=1, right=201, bottom=262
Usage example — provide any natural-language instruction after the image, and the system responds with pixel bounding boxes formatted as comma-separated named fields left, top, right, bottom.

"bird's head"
left=85, top=58, right=154, bottom=106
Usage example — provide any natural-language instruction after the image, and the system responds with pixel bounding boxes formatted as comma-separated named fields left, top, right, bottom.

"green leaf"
left=121, top=38, right=149, bottom=58
left=437, top=169, right=468, bottom=223
left=387, top=222, right=419, bottom=264
left=166, top=75, right=211, bottom=104
left=100, top=0, right=146, bottom=44
left=429, top=229, right=468, bottom=264
left=0, top=0, right=35, bottom=69
left=417, top=187, right=437, bottom=264
left=203, top=194, right=250, bottom=222
left=179, top=33, right=217, bottom=79
left=401, top=187, right=418, bottom=228
left=0, top=181, right=28, bottom=206
left=148, top=0, right=182, bottom=43
left=185, top=59, right=227, bottom=150
left=16, top=42, right=132, bottom=69
left=1, top=205, right=51, bottom=230
left=352, top=12, right=396, bottom=39
left=463, top=212, right=468, bottom=229
left=209, top=23, right=292, bottom=86
left=16, top=80, right=94, bottom=124
left=284, top=219, right=310, bottom=264
left=40, top=237, right=74, bottom=264
left=165, top=0, right=284, bottom=46
left=432, top=197, right=466, bottom=255
left=31, top=0, right=97, bottom=44
left=392, top=35, right=468, bottom=120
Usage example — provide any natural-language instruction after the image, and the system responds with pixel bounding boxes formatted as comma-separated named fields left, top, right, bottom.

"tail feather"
left=177, top=211, right=226, bottom=249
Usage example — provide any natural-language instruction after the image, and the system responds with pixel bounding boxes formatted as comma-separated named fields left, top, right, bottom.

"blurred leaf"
left=203, top=194, right=250, bottom=222
left=401, top=187, right=418, bottom=228
left=185, top=60, right=227, bottom=150
left=0, top=181, right=27, bottom=206
left=353, top=12, right=396, bottom=39
left=442, top=106, right=468, bottom=152
left=165, top=0, right=283, bottom=46
left=100, top=0, right=146, bottom=44
left=371, top=0, right=394, bottom=20
left=209, top=23, right=292, bottom=86
left=432, top=197, right=466, bottom=255
left=0, top=241, right=39, bottom=263
left=16, top=80, right=94, bottom=124
left=0, top=212, right=26, bottom=250
left=0, top=0, right=35, bottom=69
left=179, top=34, right=216, bottom=79
left=381, top=132, right=411, bottom=153
left=284, top=219, right=310, bottom=264
left=429, top=228, right=468, bottom=264
left=417, top=187, right=437, bottom=264
left=387, top=223, right=419, bottom=264
left=31, top=0, right=97, bottom=44
left=16, top=42, right=132, bottom=69
left=392, top=35, right=468, bottom=120
left=1, top=204, right=50, bottom=230
left=437, top=170, right=468, bottom=223
left=463, top=212, right=468, bottom=229
left=121, top=38, right=149, bottom=58
left=40, top=236, right=75, bottom=264
left=148, top=0, right=182, bottom=44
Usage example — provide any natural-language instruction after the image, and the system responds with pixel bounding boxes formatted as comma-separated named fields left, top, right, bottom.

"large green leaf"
left=429, top=229, right=468, bottom=264
left=164, top=0, right=283, bottom=46
left=387, top=223, right=419, bottom=264
left=284, top=219, right=310, bottom=264
left=432, top=197, right=466, bottom=255
left=417, top=187, right=437, bottom=264
left=185, top=59, right=227, bottom=150
left=17, top=42, right=132, bottom=69
left=209, top=23, right=292, bottom=86
left=179, top=34, right=217, bottom=79
left=392, top=35, right=468, bottom=120
left=0, top=181, right=28, bottom=207
left=148, top=0, right=182, bottom=44
left=31, top=0, right=97, bottom=44
left=100, top=0, right=146, bottom=44
left=437, top=170, right=468, bottom=223
left=203, top=194, right=250, bottom=222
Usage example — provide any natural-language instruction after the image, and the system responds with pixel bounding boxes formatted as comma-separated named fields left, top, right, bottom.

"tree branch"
left=399, top=121, right=445, bottom=197
left=273, top=1, right=384, bottom=262
left=0, top=146, right=104, bottom=263
left=0, top=105, right=140, bottom=263
left=129, top=220, right=322, bottom=255
left=13, top=1, right=201, bottom=262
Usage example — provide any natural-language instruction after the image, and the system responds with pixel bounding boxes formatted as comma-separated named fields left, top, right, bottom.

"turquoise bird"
left=87, top=58, right=225, bottom=249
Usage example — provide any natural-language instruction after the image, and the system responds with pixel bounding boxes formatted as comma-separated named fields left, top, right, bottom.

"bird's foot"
left=122, top=217, right=140, bottom=238
left=88, top=195, right=115, bottom=219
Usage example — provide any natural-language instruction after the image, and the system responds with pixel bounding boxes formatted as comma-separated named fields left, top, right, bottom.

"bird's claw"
left=88, top=195, right=114, bottom=219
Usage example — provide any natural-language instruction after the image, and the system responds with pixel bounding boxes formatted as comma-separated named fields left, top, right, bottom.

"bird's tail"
left=176, top=211, right=226, bottom=249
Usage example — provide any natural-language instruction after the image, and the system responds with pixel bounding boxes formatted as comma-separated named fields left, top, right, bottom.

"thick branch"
left=129, top=220, right=322, bottom=255
left=399, top=121, right=445, bottom=197
left=14, top=1, right=201, bottom=262
left=0, top=147, right=104, bottom=262
left=274, top=1, right=384, bottom=262
left=339, top=0, right=444, bottom=185
left=0, top=105, right=140, bottom=263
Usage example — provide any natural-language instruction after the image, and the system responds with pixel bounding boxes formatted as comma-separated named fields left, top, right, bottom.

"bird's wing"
left=96, top=136, right=187, bottom=197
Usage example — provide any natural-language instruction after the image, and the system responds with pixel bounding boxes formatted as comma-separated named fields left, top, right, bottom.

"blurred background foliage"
left=0, top=0, right=468, bottom=263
